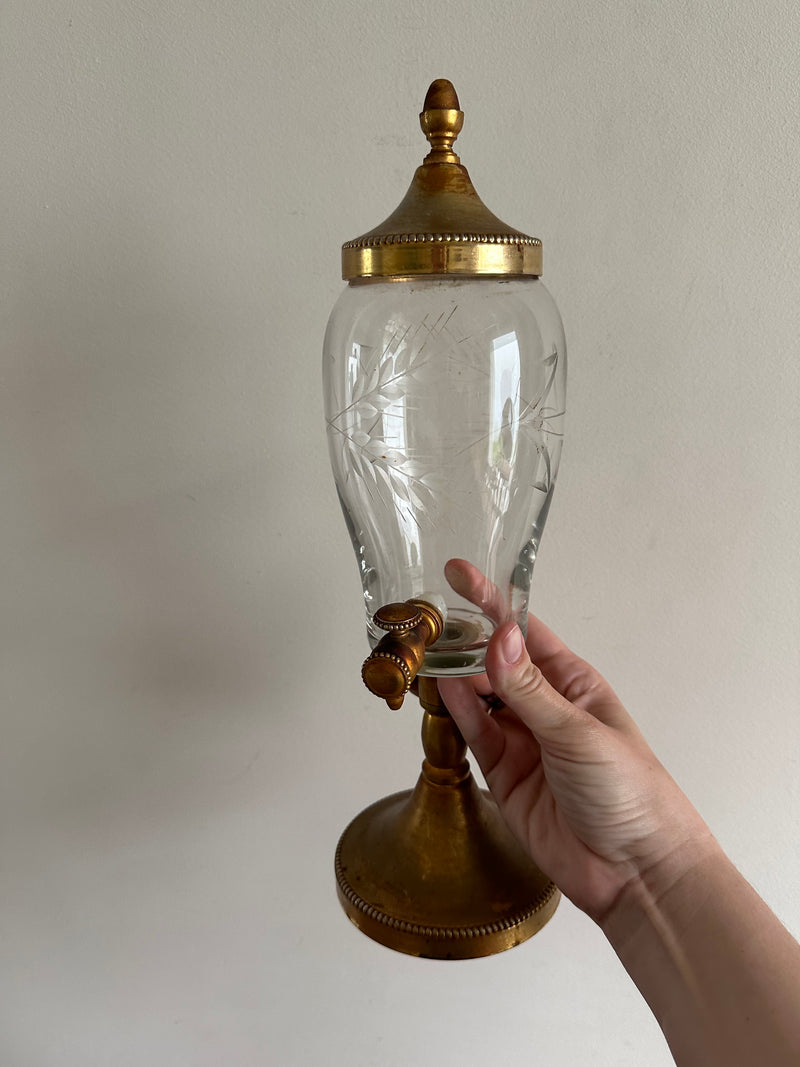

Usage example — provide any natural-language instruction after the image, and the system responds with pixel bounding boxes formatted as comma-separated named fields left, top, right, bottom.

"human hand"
left=438, top=559, right=716, bottom=923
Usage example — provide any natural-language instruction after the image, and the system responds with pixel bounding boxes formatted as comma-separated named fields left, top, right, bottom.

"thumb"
left=486, top=622, right=594, bottom=745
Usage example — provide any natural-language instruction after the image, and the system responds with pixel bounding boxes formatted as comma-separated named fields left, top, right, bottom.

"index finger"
left=444, top=558, right=508, bottom=626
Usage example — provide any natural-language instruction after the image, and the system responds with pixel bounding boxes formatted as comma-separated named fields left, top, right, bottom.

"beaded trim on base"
left=335, top=839, right=557, bottom=940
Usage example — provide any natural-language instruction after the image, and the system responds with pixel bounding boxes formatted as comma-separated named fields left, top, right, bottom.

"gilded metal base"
left=335, top=678, right=559, bottom=959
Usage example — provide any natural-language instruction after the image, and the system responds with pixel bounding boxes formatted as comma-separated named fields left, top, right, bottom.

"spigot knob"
left=374, top=603, right=423, bottom=632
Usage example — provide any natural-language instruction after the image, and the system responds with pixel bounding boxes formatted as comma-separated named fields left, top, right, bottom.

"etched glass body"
left=324, top=276, right=566, bottom=676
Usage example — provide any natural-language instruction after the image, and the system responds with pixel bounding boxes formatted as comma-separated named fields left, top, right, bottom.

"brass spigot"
left=362, top=599, right=445, bottom=709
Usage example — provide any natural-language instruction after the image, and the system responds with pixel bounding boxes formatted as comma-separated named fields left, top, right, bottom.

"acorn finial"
left=423, top=78, right=460, bottom=111
left=419, top=78, right=464, bottom=164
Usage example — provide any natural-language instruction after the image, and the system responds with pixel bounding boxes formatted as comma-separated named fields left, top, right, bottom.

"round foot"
left=335, top=777, right=559, bottom=959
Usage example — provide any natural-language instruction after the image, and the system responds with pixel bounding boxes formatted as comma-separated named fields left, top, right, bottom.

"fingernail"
left=500, top=624, right=524, bottom=665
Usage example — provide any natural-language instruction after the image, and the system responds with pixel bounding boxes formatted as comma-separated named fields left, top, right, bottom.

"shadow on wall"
left=7, top=203, right=294, bottom=723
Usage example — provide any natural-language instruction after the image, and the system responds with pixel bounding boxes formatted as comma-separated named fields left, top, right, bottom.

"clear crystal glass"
left=323, top=276, right=566, bottom=676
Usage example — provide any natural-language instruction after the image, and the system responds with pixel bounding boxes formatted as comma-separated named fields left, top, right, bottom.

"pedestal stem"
left=418, top=676, right=470, bottom=786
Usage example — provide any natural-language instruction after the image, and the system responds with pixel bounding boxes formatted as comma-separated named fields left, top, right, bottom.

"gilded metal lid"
left=342, top=79, right=542, bottom=281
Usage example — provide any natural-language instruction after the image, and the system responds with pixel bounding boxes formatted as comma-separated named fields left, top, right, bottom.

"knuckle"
left=510, top=659, right=546, bottom=701
left=561, top=666, right=601, bottom=705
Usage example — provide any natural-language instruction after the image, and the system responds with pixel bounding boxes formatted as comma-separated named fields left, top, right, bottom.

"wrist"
left=599, top=829, right=800, bottom=1066
left=600, top=827, right=723, bottom=951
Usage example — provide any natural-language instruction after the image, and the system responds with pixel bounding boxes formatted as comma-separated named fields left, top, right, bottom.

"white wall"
left=2, top=2, right=798, bottom=1064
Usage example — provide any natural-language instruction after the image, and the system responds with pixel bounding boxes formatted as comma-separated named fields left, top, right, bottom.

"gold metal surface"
left=407, top=597, right=445, bottom=645
left=361, top=600, right=444, bottom=710
left=335, top=678, right=559, bottom=958
left=342, top=79, right=542, bottom=281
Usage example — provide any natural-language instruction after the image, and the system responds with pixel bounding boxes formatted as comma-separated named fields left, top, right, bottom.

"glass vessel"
left=324, top=275, right=566, bottom=675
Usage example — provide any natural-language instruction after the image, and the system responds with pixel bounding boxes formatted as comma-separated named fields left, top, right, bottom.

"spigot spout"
left=362, top=599, right=444, bottom=709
